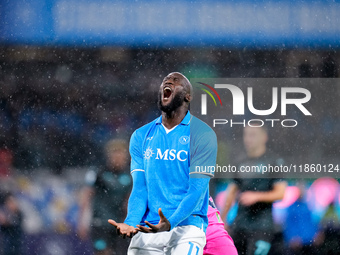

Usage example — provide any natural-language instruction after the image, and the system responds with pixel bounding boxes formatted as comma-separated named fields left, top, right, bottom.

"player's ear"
left=184, top=93, right=192, bottom=103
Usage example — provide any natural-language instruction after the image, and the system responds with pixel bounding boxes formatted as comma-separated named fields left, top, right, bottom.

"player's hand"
left=239, top=191, right=259, bottom=206
left=108, top=219, right=138, bottom=238
left=137, top=208, right=170, bottom=233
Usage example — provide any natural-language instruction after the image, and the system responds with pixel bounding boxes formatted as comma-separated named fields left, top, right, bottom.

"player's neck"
left=162, top=107, right=188, bottom=129
left=247, top=146, right=266, bottom=158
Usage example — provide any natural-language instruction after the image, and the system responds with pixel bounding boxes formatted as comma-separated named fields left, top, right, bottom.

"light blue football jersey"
left=129, top=111, right=217, bottom=230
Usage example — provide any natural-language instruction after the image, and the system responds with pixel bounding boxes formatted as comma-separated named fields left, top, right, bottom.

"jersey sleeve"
left=190, top=124, right=217, bottom=178
left=124, top=129, right=148, bottom=227
left=124, top=170, right=148, bottom=227
left=168, top=177, right=210, bottom=230
left=129, top=130, right=145, bottom=174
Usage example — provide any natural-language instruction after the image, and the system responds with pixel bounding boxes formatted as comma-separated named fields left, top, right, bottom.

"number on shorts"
left=187, top=241, right=200, bottom=255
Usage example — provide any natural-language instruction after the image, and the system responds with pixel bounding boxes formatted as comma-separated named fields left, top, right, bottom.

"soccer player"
left=221, top=125, right=287, bottom=255
left=108, top=72, right=217, bottom=254
left=78, top=139, right=132, bottom=255
left=204, top=196, right=238, bottom=255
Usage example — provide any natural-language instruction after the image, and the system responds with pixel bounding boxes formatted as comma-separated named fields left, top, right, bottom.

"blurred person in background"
left=314, top=201, right=340, bottom=255
left=78, top=139, right=132, bottom=255
left=0, top=192, right=23, bottom=255
left=221, top=125, right=287, bottom=255
left=0, top=148, right=17, bottom=191
left=283, top=181, right=318, bottom=255
left=0, top=148, right=14, bottom=179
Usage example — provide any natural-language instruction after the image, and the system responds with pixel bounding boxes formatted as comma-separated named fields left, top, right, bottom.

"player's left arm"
left=239, top=181, right=287, bottom=206
left=167, top=128, right=217, bottom=230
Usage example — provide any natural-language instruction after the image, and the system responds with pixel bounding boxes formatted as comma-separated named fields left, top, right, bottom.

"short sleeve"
left=190, top=123, right=217, bottom=178
left=129, top=130, right=145, bottom=174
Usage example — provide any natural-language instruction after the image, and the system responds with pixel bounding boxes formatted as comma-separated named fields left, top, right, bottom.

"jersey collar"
left=156, top=111, right=191, bottom=126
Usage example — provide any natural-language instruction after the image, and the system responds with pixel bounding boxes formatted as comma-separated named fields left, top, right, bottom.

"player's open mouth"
left=163, top=87, right=172, bottom=99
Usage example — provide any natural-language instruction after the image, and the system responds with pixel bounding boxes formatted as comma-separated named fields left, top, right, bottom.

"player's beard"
left=158, top=90, right=186, bottom=118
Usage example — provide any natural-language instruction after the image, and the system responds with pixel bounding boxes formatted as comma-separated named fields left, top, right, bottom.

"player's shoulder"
left=131, top=117, right=159, bottom=139
left=190, top=115, right=216, bottom=138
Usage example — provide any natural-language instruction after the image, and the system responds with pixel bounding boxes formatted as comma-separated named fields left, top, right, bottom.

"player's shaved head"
left=167, top=72, right=193, bottom=97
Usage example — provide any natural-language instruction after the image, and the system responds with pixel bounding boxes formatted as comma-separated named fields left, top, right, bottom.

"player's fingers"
left=158, top=208, right=166, bottom=220
left=129, top=231, right=137, bottom=238
left=108, top=219, right=118, bottom=227
left=127, top=229, right=137, bottom=238
left=145, top=221, right=158, bottom=230
left=138, top=226, right=151, bottom=233
left=139, top=227, right=151, bottom=233
left=137, top=224, right=152, bottom=233
left=109, top=219, right=122, bottom=235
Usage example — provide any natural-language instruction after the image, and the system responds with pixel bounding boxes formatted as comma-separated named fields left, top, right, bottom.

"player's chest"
left=142, top=126, right=190, bottom=163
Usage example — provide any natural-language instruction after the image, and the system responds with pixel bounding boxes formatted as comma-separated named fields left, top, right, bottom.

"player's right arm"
left=108, top=130, right=148, bottom=237
left=239, top=180, right=286, bottom=206
left=108, top=170, right=147, bottom=237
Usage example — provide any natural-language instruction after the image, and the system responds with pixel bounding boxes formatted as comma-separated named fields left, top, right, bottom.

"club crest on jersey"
left=179, top=136, right=190, bottom=145
left=143, top=147, right=154, bottom=160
